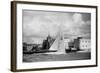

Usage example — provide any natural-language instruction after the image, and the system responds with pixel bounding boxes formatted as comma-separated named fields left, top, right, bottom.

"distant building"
left=64, top=39, right=71, bottom=50
left=79, top=38, right=91, bottom=50
left=26, top=44, right=34, bottom=51
left=31, top=38, right=44, bottom=44
left=23, top=43, right=36, bottom=52
left=42, top=35, right=55, bottom=50
left=63, top=36, right=91, bottom=51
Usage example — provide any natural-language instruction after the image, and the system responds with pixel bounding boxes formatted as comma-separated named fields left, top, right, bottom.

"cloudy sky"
left=22, top=10, right=91, bottom=43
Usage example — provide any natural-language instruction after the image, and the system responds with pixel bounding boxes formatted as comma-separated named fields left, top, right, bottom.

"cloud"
left=23, top=10, right=72, bottom=37
left=72, top=13, right=83, bottom=23
left=62, top=13, right=91, bottom=38
left=23, top=10, right=91, bottom=43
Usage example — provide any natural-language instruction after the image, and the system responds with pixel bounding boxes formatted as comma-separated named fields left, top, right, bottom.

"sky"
left=22, top=10, right=91, bottom=43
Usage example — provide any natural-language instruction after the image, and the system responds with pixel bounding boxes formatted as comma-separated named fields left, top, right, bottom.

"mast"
left=57, top=24, right=66, bottom=54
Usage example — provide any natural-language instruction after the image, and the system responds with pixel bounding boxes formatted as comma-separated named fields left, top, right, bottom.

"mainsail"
left=49, top=25, right=66, bottom=54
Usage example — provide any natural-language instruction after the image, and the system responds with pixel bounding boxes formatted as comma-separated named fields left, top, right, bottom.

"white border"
left=17, top=3, right=96, bottom=69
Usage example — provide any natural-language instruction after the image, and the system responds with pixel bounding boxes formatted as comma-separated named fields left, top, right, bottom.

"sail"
left=49, top=36, right=59, bottom=51
left=49, top=30, right=66, bottom=54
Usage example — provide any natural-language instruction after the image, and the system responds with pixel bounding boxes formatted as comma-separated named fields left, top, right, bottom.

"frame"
left=11, top=1, right=98, bottom=72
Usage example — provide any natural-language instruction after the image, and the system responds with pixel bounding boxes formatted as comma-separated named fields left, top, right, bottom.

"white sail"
left=49, top=36, right=59, bottom=51
left=48, top=28, right=66, bottom=54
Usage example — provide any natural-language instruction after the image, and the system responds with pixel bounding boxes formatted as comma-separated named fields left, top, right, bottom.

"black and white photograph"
left=11, top=1, right=97, bottom=71
left=23, top=10, right=91, bottom=62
